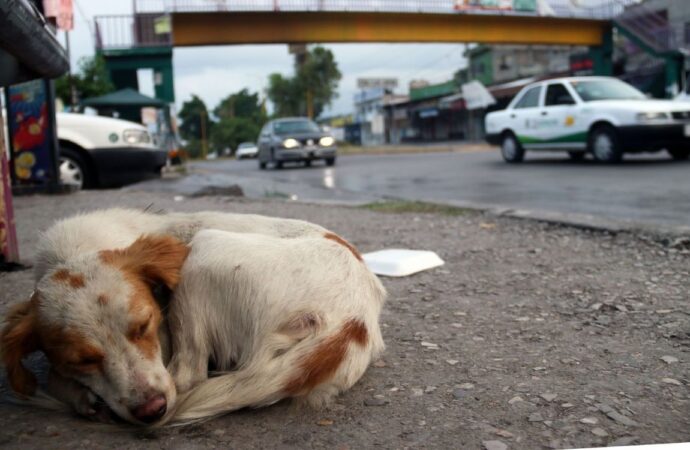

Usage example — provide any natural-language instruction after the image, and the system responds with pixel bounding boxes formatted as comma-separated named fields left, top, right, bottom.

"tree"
left=55, top=55, right=115, bottom=106
left=210, top=117, right=261, bottom=155
left=211, top=89, right=266, bottom=154
left=267, top=46, right=342, bottom=119
left=178, top=95, right=211, bottom=158
left=214, top=88, right=266, bottom=123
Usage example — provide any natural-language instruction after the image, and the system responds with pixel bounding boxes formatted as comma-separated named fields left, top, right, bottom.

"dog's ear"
left=101, top=235, right=190, bottom=290
left=1, top=294, right=39, bottom=396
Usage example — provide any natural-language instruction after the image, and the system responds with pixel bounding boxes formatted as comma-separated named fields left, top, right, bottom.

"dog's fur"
left=1, top=208, right=385, bottom=425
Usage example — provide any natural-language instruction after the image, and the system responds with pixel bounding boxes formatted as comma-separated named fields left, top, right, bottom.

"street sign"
left=357, top=78, right=398, bottom=90
left=462, top=80, right=496, bottom=110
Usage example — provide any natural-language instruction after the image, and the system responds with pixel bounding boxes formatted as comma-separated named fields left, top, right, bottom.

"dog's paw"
left=72, top=389, right=116, bottom=423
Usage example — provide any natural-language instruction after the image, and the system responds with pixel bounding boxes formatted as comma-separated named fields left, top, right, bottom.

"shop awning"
left=82, top=88, right=167, bottom=108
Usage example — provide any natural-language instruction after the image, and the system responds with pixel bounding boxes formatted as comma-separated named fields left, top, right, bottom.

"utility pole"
left=200, top=110, right=208, bottom=159
left=65, top=30, right=77, bottom=110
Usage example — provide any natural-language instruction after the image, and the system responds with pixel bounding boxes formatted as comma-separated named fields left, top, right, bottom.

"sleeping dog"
left=1, top=208, right=385, bottom=425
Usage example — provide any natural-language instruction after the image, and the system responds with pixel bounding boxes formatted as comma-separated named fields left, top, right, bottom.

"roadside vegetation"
left=359, top=200, right=472, bottom=216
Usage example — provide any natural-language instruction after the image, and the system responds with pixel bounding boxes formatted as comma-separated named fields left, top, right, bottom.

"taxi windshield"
left=569, top=79, right=646, bottom=102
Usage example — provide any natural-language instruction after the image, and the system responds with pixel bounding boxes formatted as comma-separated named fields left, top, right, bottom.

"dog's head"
left=1, top=235, right=189, bottom=424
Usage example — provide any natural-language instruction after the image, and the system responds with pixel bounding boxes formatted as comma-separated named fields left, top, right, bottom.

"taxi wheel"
left=500, top=132, right=524, bottom=163
left=589, top=125, right=622, bottom=163
left=568, top=151, right=586, bottom=162
left=667, top=148, right=689, bottom=161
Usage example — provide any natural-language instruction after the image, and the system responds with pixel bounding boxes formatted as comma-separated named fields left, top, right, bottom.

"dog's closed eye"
left=129, top=315, right=152, bottom=341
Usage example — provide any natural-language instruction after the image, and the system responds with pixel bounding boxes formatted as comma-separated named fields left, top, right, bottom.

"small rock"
left=446, top=359, right=459, bottom=366
left=453, top=311, right=467, bottom=316
left=528, top=413, right=544, bottom=422
left=420, top=341, right=439, bottom=350
left=591, top=427, right=609, bottom=437
left=451, top=322, right=463, bottom=328
left=660, top=356, right=679, bottom=364
left=662, top=378, right=682, bottom=386
left=494, top=429, right=514, bottom=438
left=480, top=223, right=497, bottom=230
left=373, top=359, right=387, bottom=368
left=364, top=397, right=388, bottom=406
left=424, top=386, right=437, bottom=393
left=560, top=403, right=574, bottom=408
left=213, top=429, right=226, bottom=436
left=317, top=419, right=334, bottom=426
left=580, top=417, right=598, bottom=425
left=453, top=389, right=468, bottom=400
left=540, top=393, right=557, bottom=402
left=482, top=440, right=507, bottom=450
left=44, top=425, right=60, bottom=437
left=533, top=367, right=546, bottom=371
left=508, top=396, right=524, bottom=405
left=610, top=436, right=639, bottom=446
left=595, top=403, right=639, bottom=427
left=411, top=388, right=424, bottom=397
left=458, top=383, right=474, bottom=390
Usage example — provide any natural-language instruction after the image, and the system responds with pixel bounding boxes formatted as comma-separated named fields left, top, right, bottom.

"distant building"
left=353, top=87, right=408, bottom=146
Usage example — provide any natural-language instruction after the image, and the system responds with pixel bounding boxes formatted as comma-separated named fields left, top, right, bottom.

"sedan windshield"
left=569, top=79, right=646, bottom=102
left=274, top=120, right=321, bottom=135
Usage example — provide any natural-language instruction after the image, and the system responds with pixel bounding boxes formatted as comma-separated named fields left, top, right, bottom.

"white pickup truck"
left=485, top=76, right=690, bottom=163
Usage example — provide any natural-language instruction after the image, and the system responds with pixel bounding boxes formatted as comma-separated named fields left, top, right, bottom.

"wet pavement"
left=130, top=149, right=690, bottom=230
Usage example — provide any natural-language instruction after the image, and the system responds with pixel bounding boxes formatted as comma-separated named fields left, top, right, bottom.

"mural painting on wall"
left=5, top=79, right=57, bottom=185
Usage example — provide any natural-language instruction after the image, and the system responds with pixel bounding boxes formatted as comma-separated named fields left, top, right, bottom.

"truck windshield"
left=569, top=79, right=646, bottom=102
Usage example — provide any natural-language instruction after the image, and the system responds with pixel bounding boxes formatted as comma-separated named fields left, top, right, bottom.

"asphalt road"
left=139, top=149, right=690, bottom=230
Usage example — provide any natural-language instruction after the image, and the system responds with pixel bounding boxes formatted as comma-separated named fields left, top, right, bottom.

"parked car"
left=236, top=141, right=258, bottom=159
left=57, top=112, right=167, bottom=189
left=485, top=76, right=690, bottom=163
left=257, top=117, right=337, bottom=169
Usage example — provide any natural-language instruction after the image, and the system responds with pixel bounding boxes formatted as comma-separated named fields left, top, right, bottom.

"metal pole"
left=0, top=94, right=20, bottom=266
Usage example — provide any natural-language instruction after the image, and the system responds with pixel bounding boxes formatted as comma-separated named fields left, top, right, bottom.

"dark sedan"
left=257, top=117, right=337, bottom=169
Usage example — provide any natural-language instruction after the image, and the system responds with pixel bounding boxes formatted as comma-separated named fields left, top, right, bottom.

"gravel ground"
left=0, top=190, right=689, bottom=450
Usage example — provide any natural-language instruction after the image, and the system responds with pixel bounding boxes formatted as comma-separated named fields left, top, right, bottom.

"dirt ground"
left=0, top=190, right=688, bottom=449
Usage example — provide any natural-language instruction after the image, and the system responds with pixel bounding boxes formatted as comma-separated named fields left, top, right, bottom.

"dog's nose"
left=131, top=394, right=167, bottom=423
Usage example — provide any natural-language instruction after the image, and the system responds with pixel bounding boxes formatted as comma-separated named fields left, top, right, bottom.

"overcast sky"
left=62, top=1, right=467, bottom=117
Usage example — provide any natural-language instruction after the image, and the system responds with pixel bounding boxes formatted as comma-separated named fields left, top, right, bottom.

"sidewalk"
left=0, top=190, right=688, bottom=449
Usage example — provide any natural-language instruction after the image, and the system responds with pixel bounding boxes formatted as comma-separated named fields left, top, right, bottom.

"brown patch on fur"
left=97, top=294, right=109, bottom=306
left=99, top=235, right=190, bottom=289
left=124, top=273, right=161, bottom=361
left=98, top=235, right=187, bottom=360
left=324, top=233, right=363, bottom=261
left=39, top=326, right=105, bottom=376
left=0, top=294, right=40, bottom=396
left=283, top=319, right=368, bottom=396
left=52, top=269, right=86, bottom=289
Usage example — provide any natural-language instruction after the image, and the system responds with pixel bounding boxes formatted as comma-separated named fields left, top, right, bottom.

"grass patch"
left=359, top=200, right=472, bottom=216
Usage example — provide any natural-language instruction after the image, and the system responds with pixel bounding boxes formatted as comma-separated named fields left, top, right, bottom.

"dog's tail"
left=161, top=316, right=381, bottom=426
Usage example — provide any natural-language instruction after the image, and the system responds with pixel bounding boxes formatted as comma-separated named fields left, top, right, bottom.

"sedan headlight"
left=319, top=136, right=335, bottom=147
left=123, top=129, right=151, bottom=145
left=282, top=138, right=300, bottom=149
left=636, top=112, right=670, bottom=122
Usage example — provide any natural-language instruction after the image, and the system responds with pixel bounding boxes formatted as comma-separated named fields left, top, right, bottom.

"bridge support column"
left=589, top=25, right=613, bottom=77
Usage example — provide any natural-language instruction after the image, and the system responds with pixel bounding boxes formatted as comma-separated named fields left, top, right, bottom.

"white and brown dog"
left=1, top=208, right=385, bottom=425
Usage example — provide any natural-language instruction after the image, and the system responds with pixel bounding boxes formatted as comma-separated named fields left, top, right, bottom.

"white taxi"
left=485, top=77, right=690, bottom=163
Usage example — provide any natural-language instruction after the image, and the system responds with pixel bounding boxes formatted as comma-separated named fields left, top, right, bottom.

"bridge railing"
left=134, top=0, right=639, bottom=19
left=95, top=14, right=172, bottom=50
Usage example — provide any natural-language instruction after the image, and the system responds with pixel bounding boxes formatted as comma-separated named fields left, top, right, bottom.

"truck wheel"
left=259, top=160, right=267, bottom=170
left=325, top=157, right=336, bottom=166
left=667, top=148, right=690, bottom=161
left=500, top=132, right=524, bottom=163
left=59, top=147, right=94, bottom=189
left=589, top=125, right=622, bottom=163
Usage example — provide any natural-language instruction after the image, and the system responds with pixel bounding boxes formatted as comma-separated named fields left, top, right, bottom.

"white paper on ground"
left=362, top=249, right=445, bottom=277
